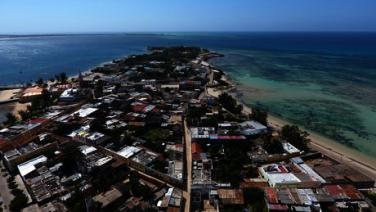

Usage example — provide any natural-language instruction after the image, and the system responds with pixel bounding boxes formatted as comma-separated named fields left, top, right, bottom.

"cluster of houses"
left=0, top=46, right=209, bottom=211
left=0, top=46, right=375, bottom=212
left=186, top=106, right=375, bottom=211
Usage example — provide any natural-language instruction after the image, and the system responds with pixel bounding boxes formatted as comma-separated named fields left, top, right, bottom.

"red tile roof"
left=191, top=142, right=203, bottom=154
left=28, top=118, right=49, bottom=124
left=265, top=188, right=279, bottom=204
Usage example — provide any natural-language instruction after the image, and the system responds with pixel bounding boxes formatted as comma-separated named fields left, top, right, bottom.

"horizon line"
left=1, top=30, right=376, bottom=36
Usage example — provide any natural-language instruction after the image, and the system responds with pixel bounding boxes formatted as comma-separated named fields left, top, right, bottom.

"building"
left=168, top=160, right=183, bottom=180
left=282, top=143, right=301, bottom=155
left=117, top=146, right=142, bottom=159
left=68, top=125, right=109, bottom=145
left=190, top=127, right=216, bottom=140
left=239, top=121, right=268, bottom=136
left=312, top=163, right=374, bottom=188
left=3, top=134, right=58, bottom=172
left=217, top=189, right=244, bottom=207
left=157, top=187, right=182, bottom=211
left=59, top=88, right=78, bottom=102
left=20, top=86, right=43, bottom=102
left=92, top=187, right=123, bottom=209
left=265, top=188, right=322, bottom=212
left=17, top=155, right=48, bottom=178
left=259, top=158, right=326, bottom=188
left=17, top=155, right=66, bottom=203
left=260, top=164, right=301, bottom=188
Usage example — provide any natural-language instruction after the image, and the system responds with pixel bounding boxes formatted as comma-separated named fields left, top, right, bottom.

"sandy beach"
left=206, top=73, right=376, bottom=180
left=0, top=89, right=21, bottom=102
left=0, top=89, right=29, bottom=123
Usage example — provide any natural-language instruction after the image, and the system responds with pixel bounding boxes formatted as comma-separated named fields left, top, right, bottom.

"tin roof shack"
left=77, top=145, right=113, bottom=173
left=17, top=155, right=66, bottom=203
left=323, top=185, right=364, bottom=202
left=265, top=188, right=288, bottom=211
left=92, top=187, right=123, bottom=210
left=335, top=201, right=371, bottom=211
left=21, top=201, right=68, bottom=212
left=247, top=146, right=270, bottom=164
left=166, top=144, right=183, bottom=156
left=118, top=196, right=156, bottom=211
left=282, top=142, right=302, bottom=156
left=55, top=106, right=98, bottom=127
left=116, top=146, right=142, bottom=159
left=265, top=188, right=326, bottom=212
left=289, top=157, right=326, bottom=186
left=130, top=149, right=160, bottom=167
left=190, top=127, right=216, bottom=141
left=179, top=80, right=203, bottom=91
left=240, top=178, right=269, bottom=189
left=190, top=126, right=247, bottom=144
left=59, top=88, right=78, bottom=102
left=157, top=187, right=183, bottom=211
left=68, top=125, right=110, bottom=145
left=0, top=118, right=49, bottom=151
left=191, top=142, right=214, bottom=187
left=3, top=133, right=59, bottom=173
left=209, top=122, right=247, bottom=142
left=311, top=163, right=374, bottom=189
left=168, top=160, right=183, bottom=180
left=192, top=152, right=213, bottom=186
left=239, top=121, right=268, bottom=137
left=217, top=189, right=245, bottom=209
left=321, top=184, right=370, bottom=211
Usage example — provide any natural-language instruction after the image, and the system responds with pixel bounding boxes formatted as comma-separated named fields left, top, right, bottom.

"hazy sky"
left=1, top=0, right=376, bottom=34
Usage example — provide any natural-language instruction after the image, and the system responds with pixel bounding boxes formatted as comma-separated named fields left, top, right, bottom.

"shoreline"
left=206, top=67, right=376, bottom=180
left=0, top=89, right=28, bottom=122
left=0, top=57, right=120, bottom=123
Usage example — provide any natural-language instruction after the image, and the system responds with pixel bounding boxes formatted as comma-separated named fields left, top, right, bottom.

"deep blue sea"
left=1, top=32, right=376, bottom=85
left=1, top=32, right=376, bottom=158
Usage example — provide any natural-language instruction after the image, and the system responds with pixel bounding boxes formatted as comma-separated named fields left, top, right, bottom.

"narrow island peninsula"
left=0, top=46, right=375, bottom=211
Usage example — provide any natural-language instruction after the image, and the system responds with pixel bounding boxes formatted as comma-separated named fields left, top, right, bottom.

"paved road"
left=183, top=120, right=192, bottom=212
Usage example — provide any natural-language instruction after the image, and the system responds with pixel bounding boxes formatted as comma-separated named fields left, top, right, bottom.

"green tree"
left=8, top=181, right=18, bottom=190
left=215, top=144, right=250, bottom=186
left=129, top=171, right=152, bottom=199
left=143, top=128, right=170, bottom=143
left=368, top=192, right=376, bottom=205
left=281, top=125, right=310, bottom=151
left=218, top=93, right=243, bottom=114
left=89, top=118, right=105, bottom=132
left=263, top=137, right=284, bottom=154
left=9, top=190, right=28, bottom=212
left=55, top=72, right=68, bottom=83
left=243, top=188, right=266, bottom=212
left=4, top=113, right=17, bottom=126
left=7, top=176, right=15, bottom=183
left=35, top=77, right=44, bottom=86
left=186, top=106, right=207, bottom=126
left=18, top=110, right=32, bottom=121
left=251, top=107, right=268, bottom=126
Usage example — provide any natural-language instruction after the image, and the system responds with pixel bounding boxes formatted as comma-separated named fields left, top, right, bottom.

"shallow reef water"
left=211, top=49, right=376, bottom=158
